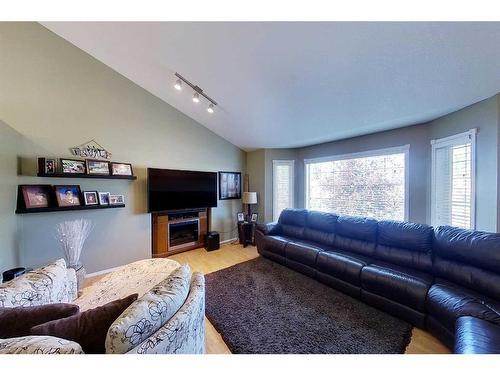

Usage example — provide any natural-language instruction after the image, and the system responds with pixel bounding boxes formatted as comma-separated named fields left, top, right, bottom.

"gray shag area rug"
left=205, top=257, right=412, bottom=354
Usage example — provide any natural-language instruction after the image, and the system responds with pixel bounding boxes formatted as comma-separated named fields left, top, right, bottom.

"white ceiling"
left=42, top=22, right=500, bottom=151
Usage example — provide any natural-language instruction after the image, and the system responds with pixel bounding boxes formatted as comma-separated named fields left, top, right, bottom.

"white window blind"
left=305, top=146, right=409, bottom=221
left=431, top=129, right=476, bottom=229
left=273, top=160, right=295, bottom=221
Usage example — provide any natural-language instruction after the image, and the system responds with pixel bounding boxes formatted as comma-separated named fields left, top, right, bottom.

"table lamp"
left=242, top=192, right=257, bottom=221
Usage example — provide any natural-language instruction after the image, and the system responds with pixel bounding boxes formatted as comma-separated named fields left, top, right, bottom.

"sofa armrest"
left=0, top=259, right=73, bottom=307
left=125, top=272, right=206, bottom=354
left=454, top=316, right=500, bottom=354
left=257, top=222, right=281, bottom=236
left=0, top=335, right=84, bottom=354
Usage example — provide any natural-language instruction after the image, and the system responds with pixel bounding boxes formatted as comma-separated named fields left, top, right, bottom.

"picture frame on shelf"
left=37, top=157, right=57, bottom=175
left=237, top=212, right=245, bottom=222
left=85, top=159, right=110, bottom=175
left=60, top=159, right=86, bottom=174
left=54, top=185, right=82, bottom=207
left=219, top=171, right=241, bottom=200
left=110, top=162, right=133, bottom=176
left=109, top=194, right=125, bottom=205
left=98, top=192, right=110, bottom=205
left=83, top=191, right=99, bottom=206
left=21, top=185, right=52, bottom=209
left=250, top=213, right=258, bottom=223
left=44, top=159, right=56, bottom=174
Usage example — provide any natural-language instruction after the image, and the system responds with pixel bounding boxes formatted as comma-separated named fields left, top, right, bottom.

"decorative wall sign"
left=70, top=140, right=112, bottom=160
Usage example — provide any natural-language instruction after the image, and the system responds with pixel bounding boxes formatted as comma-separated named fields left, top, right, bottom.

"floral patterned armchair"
left=0, top=258, right=205, bottom=354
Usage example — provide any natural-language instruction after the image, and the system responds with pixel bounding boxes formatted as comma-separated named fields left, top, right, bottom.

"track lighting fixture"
left=173, top=72, right=217, bottom=114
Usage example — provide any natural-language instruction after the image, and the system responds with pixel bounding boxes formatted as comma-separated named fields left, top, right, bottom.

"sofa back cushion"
left=304, top=211, right=337, bottom=247
left=105, top=264, right=191, bottom=354
left=433, top=226, right=500, bottom=300
left=278, top=209, right=308, bottom=239
left=334, top=215, right=377, bottom=257
left=374, top=220, right=433, bottom=272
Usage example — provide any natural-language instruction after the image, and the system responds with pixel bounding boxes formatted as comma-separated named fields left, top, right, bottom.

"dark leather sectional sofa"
left=255, top=208, right=500, bottom=354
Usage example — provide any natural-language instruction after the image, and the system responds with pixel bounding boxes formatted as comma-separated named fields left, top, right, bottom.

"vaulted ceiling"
left=42, top=22, right=500, bottom=151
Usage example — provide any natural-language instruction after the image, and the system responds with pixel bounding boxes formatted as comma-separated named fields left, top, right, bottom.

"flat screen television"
left=147, top=168, right=218, bottom=212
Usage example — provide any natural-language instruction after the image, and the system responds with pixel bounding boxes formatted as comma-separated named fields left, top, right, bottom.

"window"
left=305, top=145, right=409, bottom=221
left=273, top=160, right=295, bottom=221
left=431, top=129, right=476, bottom=229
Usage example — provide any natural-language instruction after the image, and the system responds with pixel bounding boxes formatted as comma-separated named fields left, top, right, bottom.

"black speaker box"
left=205, top=231, right=220, bottom=251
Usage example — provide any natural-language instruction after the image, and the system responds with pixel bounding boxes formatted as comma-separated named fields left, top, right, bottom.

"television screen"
left=147, top=168, right=218, bottom=212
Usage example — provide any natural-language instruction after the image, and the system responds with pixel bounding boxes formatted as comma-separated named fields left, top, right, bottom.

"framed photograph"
left=21, top=185, right=52, bottom=209
left=251, top=213, right=258, bottom=223
left=237, top=212, right=245, bottom=222
left=44, top=159, right=56, bottom=174
left=219, top=171, right=242, bottom=200
left=110, top=162, right=133, bottom=176
left=109, top=194, right=125, bottom=205
left=54, top=185, right=82, bottom=207
left=60, top=159, right=86, bottom=174
left=86, top=159, right=110, bottom=175
left=98, top=192, right=110, bottom=206
left=83, top=191, right=99, bottom=206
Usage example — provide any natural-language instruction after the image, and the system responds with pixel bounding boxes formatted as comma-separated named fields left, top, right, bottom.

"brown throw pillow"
left=0, top=304, right=80, bottom=339
left=31, top=294, right=138, bottom=354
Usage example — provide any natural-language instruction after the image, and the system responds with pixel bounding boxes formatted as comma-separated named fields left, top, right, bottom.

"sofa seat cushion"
left=316, top=249, right=372, bottom=286
left=454, top=316, right=500, bottom=354
left=75, top=258, right=180, bottom=312
left=426, top=280, right=500, bottom=331
left=262, top=235, right=291, bottom=257
left=361, top=261, right=433, bottom=312
left=285, top=240, right=323, bottom=267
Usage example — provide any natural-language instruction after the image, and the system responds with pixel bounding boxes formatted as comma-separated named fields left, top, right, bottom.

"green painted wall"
left=0, top=23, right=245, bottom=273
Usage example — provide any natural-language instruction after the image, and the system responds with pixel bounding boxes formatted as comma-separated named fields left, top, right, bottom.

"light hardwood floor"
left=85, top=242, right=450, bottom=354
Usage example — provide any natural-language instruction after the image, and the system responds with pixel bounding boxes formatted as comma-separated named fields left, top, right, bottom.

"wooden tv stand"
left=152, top=208, right=209, bottom=257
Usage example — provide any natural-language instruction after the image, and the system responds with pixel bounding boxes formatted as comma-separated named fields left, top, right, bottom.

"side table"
left=237, top=222, right=256, bottom=247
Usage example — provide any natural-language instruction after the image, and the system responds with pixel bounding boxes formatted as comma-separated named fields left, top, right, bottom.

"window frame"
left=272, top=159, right=295, bottom=222
left=430, top=128, right=477, bottom=229
left=304, top=144, right=410, bottom=221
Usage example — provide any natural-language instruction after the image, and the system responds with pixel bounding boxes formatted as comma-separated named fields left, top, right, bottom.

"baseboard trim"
left=86, top=239, right=239, bottom=278
left=85, top=265, right=123, bottom=278
left=221, top=237, right=238, bottom=244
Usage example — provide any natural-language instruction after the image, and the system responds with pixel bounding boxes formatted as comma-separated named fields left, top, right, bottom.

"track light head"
left=174, top=79, right=182, bottom=91
left=207, top=103, right=215, bottom=114
left=192, top=92, right=200, bottom=103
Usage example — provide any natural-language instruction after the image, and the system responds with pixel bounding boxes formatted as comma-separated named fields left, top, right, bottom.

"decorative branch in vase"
left=55, top=219, right=93, bottom=291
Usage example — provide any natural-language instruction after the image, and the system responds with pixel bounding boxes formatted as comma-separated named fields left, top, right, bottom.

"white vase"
left=69, top=262, right=86, bottom=292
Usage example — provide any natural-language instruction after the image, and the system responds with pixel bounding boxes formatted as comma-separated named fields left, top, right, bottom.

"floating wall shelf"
left=36, top=173, right=137, bottom=180
left=15, top=204, right=126, bottom=215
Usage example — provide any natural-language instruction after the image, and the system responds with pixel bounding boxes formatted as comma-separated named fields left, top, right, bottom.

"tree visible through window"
left=305, top=147, right=408, bottom=221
